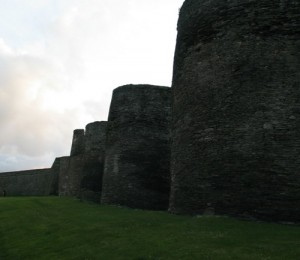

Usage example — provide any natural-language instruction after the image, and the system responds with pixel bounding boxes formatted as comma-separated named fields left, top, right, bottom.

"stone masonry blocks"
left=80, top=121, right=108, bottom=202
left=101, top=84, right=171, bottom=210
left=58, top=122, right=107, bottom=202
left=170, top=0, right=300, bottom=221
left=70, top=129, right=85, bottom=156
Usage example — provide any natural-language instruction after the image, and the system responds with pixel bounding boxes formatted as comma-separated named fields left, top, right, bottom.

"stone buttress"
left=101, top=84, right=171, bottom=210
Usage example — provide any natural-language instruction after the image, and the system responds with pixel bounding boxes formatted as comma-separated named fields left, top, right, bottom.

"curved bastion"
left=58, top=122, right=107, bottom=201
left=170, top=0, right=300, bottom=221
left=70, top=129, right=85, bottom=156
left=101, top=84, right=171, bottom=210
left=81, top=121, right=107, bottom=201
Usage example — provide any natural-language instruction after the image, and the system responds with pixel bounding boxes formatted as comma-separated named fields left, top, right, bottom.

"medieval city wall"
left=0, top=121, right=108, bottom=201
left=80, top=121, right=107, bottom=202
left=101, top=84, right=171, bottom=210
left=0, top=168, right=57, bottom=196
left=0, top=0, right=299, bottom=223
left=170, top=0, right=300, bottom=222
left=57, top=122, right=108, bottom=202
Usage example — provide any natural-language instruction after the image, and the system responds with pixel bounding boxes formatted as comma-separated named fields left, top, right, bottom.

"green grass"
left=0, top=197, right=299, bottom=260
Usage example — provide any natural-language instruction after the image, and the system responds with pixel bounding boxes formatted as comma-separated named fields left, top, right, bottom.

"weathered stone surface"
left=101, top=84, right=171, bottom=210
left=0, top=168, right=56, bottom=196
left=55, top=156, right=72, bottom=196
left=80, top=121, right=107, bottom=202
left=57, top=122, right=107, bottom=201
left=170, top=0, right=300, bottom=221
left=59, top=154, right=102, bottom=201
left=85, top=121, right=107, bottom=155
left=70, top=129, right=85, bottom=156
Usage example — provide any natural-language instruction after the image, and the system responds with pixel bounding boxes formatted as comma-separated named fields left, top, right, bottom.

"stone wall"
left=170, top=0, right=300, bottom=222
left=52, top=157, right=67, bottom=195
left=0, top=168, right=57, bottom=196
left=0, top=121, right=107, bottom=200
left=101, top=84, right=171, bottom=210
left=70, top=129, right=85, bottom=156
left=57, top=122, right=107, bottom=202
left=54, top=156, right=72, bottom=196
left=1, top=0, right=299, bottom=222
left=81, top=121, right=107, bottom=202
left=85, top=121, right=107, bottom=154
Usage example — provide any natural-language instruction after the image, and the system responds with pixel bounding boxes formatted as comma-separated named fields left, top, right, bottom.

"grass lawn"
left=0, top=197, right=299, bottom=259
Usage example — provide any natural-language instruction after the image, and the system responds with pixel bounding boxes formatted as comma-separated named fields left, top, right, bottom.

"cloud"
left=0, top=39, right=82, bottom=171
left=0, top=0, right=185, bottom=172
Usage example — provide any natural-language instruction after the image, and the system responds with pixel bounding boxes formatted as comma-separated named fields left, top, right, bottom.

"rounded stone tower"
left=80, top=121, right=107, bottom=202
left=101, top=84, right=171, bottom=210
left=70, top=129, right=85, bottom=156
left=85, top=121, right=107, bottom=155
left=170, top=0, right=300, bottom=221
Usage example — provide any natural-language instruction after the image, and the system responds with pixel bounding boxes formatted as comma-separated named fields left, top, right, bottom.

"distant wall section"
left=0, top=168, right=57, bottom=196
left=57, top=122, right=107, bottom=202
left=81, top=121, right=107, bottom=202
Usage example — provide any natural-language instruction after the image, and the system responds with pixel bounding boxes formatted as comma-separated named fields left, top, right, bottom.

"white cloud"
left=0, top=40, right=82, bottom=170
left=0, top=0, right=184, bottom=172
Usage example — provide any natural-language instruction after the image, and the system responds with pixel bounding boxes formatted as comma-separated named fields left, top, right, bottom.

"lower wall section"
left=54, top=155, right=104, bottom=202
left=58, top=155, right=85, bottom=197
left=0, top=168, right=57, bottom=196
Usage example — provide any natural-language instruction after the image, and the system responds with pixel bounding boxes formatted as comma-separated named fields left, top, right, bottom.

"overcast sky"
left=0, top=0, right=184, bottom=172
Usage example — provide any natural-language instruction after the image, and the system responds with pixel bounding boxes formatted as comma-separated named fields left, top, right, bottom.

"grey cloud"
left=0, top=0, right=185, bottom=172
left=0, top=43, right=84, bottom=171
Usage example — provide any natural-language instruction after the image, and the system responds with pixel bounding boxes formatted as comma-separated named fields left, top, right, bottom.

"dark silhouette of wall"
left=56, top=122, right=107, bottom=202
left=56, top=155, right=82, bottom=197
left=85, top=121, right=107, bottom=154
left=1, top=0, right=299, bottom=223
left=70, top=129, right=85, bottom=156
left=0, top=168, right=57, bottom=196
left=0, top=121, right=107, bottom=201
left=52, top=157, right=70, bottom=196
left=101, top=84, right=171, bottom=210
left=81, top=121, right=107, bottom=202
left=170, top=0, right=300, bottom=221
left=55, top=130, right=86, bottom=197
